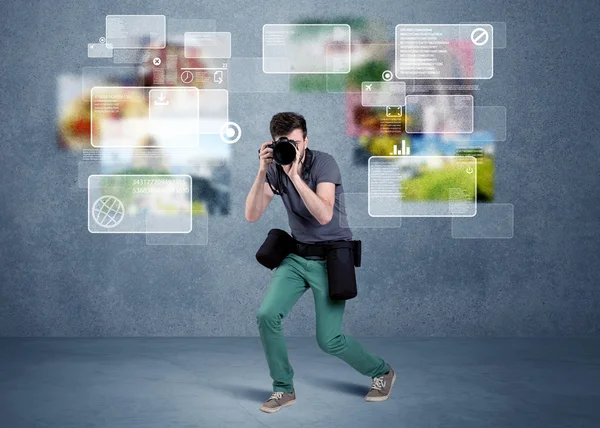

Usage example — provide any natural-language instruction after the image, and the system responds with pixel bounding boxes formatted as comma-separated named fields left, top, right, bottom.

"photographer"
left=245, top=112, right=395, bottom=413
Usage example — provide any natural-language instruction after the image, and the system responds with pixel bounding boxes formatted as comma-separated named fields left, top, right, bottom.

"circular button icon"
left=465, top=167, right=474, bottom=174
left=220, top=122, right=242, bottom=144
left=470, top=28, right=489, bottom=46
left=180, top=70, right=194, bottom=84
left=382, top=70, right=393, bottom=81
left=99, top=37, right=106, bottom=44
left=152, top=57, right=162, bottom=66
left=92, top=195, right=125, bottom=228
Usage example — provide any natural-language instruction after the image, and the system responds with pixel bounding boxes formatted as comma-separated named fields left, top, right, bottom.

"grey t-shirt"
left=265, top=149, right=353, bottom=244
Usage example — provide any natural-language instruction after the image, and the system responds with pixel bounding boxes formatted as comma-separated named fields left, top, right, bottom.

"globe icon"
left=92, top=195, right=125, bottom=228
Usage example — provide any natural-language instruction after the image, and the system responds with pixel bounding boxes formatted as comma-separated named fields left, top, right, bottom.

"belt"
left=293, top=242, right=328, bottom=259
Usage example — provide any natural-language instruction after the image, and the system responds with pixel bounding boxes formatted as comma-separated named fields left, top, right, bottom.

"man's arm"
left=290, top=176, right=335, bottom=225
left=245, top=171, right=275, bottom=222
left=245, top=142, right=276, bottom=222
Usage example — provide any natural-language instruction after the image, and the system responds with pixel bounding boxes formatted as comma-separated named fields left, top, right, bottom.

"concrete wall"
left=0, top=0, right=598, bottom=336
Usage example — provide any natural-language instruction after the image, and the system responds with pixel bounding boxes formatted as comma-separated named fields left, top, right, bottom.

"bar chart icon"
left=390, top=139, right=410, bottom=156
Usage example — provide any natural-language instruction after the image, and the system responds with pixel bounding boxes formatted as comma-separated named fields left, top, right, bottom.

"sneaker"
left=365, top=365, right=396, bottom=402
left=259, top=391, right=296, bottom=413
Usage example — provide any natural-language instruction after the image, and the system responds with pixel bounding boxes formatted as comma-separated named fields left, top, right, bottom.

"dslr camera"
left=264, top=137, right=298, bottom=166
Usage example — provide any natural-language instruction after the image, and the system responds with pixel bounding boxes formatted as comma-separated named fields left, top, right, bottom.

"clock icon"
left=180, top=70, right=194, bottom=84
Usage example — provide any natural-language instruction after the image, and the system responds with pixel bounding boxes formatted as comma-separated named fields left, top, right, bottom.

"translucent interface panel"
left=148, top=87, right=199, bottom=142
left=106, top=15, right=166, bottom=49
left=167, top=19, right=216, bottom=43
left=228, top=58, right=289, bottom=92
left=77, top=149, right=226, bottom=189
left=88, top=43, right=113, bottom=58
left=338, top=193, right=402, bottom=229
left=368, top=156, right=477, bottom=217
left=112, top=49, right=146, bottom=64
left=452, top=203, right=514, bottom=238
left=77, top=161, right=101, bottom=188
left=91, top=87, right=199, bottom=148
left=179, top=61, right=229, bottom=90
left=406, top=95, right=474, bottom=134
left=184, top=32, right=231, bottom=59
left=90, top=87, right=228, bottom=147
left=81, top=67, right=138, bottom=100
left=472, top=106, right=506, bottom=141
left=146, top=215, right=208, bottom=245
left=195, top=89, right=228, bottom=134
left=361, top=82, right=406, bottom=107
left=461, top=22, right=506, bottom=49
left=395, top=24, right=493, bottom=79
left=263, top=24, right=350, bottom=74
left=325, top=42, right=396, bottom=93
left=88, top=175, right=192, bottom=233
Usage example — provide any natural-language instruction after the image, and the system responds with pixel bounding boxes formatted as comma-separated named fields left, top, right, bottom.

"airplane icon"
left=364, top=84, right=372, bottom=91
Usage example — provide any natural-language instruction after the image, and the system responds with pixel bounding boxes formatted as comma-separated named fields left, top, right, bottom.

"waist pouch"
left=255, top=230, right=362, bottom=301
left=326, top=240, right=358, bottom=300
left=255, top=229, right=295, bottom=270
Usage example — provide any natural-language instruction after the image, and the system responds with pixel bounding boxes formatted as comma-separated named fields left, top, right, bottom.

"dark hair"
left=270, top=112, right=307, bottom=140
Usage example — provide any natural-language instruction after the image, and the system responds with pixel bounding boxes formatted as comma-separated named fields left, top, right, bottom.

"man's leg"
left=257, top=254, right=308, bottom=393
left=307, top=260, right=390, bottom=379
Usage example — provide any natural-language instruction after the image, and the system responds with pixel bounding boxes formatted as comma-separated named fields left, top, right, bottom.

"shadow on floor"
left=302, top=375, right=367, bottom=397
left=216, top=384, right=272, bottom=402
left=213, top=377, right=367, bottom=402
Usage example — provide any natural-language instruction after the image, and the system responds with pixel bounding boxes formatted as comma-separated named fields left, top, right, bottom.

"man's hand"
left=283, top=144, right=302, bottom=179
left=258, top=141, right=274, bottom=173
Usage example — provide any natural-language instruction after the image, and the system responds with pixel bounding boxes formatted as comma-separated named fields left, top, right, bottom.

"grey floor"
left=1, top=338, right=599, bottom=428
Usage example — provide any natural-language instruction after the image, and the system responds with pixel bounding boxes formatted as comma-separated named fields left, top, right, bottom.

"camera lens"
left=273, top=140, right=297, bottom=165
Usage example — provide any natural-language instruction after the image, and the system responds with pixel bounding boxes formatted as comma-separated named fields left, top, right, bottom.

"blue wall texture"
left=0, top=0, right=598, bottom=336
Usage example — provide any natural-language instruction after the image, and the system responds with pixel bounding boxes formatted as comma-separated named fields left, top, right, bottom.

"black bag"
left=326, top=240, right=358, bottom=300
left=352, top=240, right=362, bottom=267
left=255, top=229, right=296, bottom=270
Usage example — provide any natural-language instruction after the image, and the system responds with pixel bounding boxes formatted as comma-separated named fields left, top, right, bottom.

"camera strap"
left=301, top=147, right=313, bottom=182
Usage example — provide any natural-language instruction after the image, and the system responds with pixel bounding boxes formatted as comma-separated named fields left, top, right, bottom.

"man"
left=245, top=112, right=395, bottom=413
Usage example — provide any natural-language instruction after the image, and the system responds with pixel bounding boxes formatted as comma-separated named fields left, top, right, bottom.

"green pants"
left=257, top=253, right=389, bottom=392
